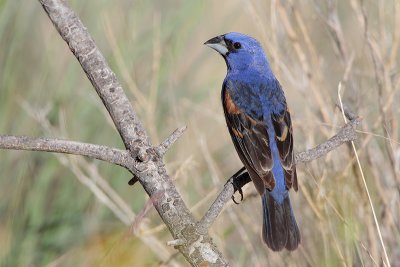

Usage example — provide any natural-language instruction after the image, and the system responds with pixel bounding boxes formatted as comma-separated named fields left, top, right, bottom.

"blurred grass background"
left=0, top=0, right=399, bottom=266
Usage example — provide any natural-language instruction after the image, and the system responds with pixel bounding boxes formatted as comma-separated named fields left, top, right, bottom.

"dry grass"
left=0, top=0, right=399, bottom=266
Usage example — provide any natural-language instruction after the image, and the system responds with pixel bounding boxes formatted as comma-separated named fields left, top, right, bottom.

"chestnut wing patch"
left=224, top=89, right=241, bottom=114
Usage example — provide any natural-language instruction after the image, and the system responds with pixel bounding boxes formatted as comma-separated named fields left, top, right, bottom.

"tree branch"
left=39, top=0, right=147, bottom=150
left=198, top=115, right=361, bottom=231
left=295, top=117, right=361, bottom=163
left=0, top=135, right=132, bottom=167
left=157, top=126, right=187, bottom=156
left=198, top=180, right=235, bottom=233
left=36, top=0, right=228, bottom=265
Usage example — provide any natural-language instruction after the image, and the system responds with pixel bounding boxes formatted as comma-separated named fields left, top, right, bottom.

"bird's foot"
left=226, top=167, right=251, bottom=204
left=230, top=178, right=244, bottom=204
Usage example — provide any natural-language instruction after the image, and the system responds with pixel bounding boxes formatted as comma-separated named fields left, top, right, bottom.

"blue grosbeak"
left=205, top=32, right=300, bottom=251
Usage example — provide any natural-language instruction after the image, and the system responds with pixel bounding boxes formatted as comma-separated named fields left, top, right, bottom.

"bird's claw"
left=231, top=181, right=244, bottom=204
left=226, top=167, right=248, bottom=204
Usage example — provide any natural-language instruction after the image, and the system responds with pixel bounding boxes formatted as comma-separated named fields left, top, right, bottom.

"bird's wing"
left=222, top=84, right=298, bottom=194
left=222, top=86, right=275, bottom=194
left=271, top=108, right=298, bottom=191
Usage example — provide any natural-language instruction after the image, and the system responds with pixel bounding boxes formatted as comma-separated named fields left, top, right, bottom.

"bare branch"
left=0, top=135, right=131, bottom=167
left=157, top=126, right=187, bottom=156
left=37, top=1, right=227, bottom=265
left=295, top=117, right=361, bottom=163
left=197, top=179, right=235, bottom=232
left=198, top=116, right=361, bottom=231
left=39, top=0, right=148, bottom=150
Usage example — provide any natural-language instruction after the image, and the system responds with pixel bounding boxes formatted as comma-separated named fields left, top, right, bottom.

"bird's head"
left=204, top=32, right=271, bottom=73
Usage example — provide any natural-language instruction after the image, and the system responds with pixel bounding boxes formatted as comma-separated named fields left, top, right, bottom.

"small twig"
left=0, top=135, right=131, bottom=167
left=295, top=118, right=361, bottom=164
left=198, top=111, right=361, bottom=230
left=166, top=239, right=186, bottom=247
left=157, top=126, right=187, bottom=156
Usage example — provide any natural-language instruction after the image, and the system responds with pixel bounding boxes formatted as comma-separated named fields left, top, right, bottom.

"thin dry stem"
left=338, top=84, right=391, bottom=267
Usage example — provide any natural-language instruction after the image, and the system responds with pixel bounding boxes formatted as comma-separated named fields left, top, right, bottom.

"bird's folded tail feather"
left=262, top=191, right=300, bottom=251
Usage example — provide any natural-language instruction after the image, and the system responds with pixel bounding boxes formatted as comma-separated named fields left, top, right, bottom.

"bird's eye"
left=233, top=42, right=241, bottom=49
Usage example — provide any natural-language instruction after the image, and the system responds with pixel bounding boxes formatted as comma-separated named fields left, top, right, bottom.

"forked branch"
left=37, top=0, right=227, bottom=266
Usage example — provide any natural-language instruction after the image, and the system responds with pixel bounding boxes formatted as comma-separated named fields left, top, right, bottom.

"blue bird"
left=205, top=32, right=300, bottom=251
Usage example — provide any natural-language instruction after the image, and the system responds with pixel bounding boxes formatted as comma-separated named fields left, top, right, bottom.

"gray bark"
left=37, top=0, right=228, bottom=265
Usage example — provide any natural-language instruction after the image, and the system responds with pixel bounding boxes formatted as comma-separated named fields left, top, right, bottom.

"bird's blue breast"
left=225, top=72, right=286, bottom=120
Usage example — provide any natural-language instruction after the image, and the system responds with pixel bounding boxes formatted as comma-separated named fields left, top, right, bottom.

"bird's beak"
left=204, top=35, right=228, bottom=56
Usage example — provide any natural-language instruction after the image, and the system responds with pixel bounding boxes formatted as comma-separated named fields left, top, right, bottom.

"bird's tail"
left=262, top=191, right=300, bottom=251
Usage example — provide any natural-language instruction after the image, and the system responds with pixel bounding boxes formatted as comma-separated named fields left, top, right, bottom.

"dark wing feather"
left=271, top=109, right=298, bottom=191
left=222, top=88, right=274, bottom=194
